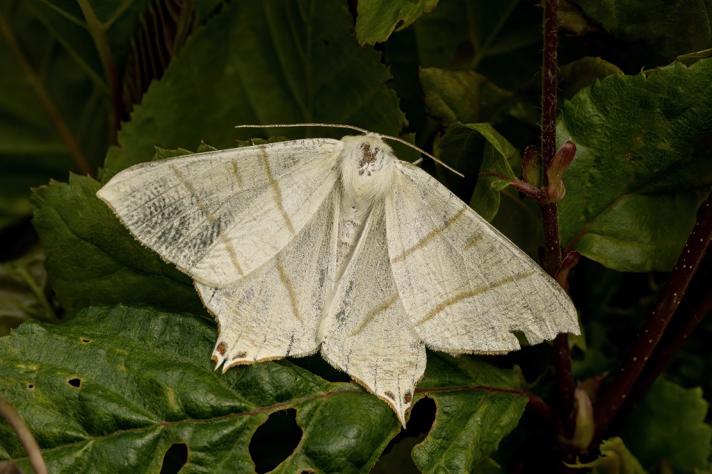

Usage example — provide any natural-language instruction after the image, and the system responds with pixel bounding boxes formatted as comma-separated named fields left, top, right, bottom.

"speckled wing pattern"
left=385, top=161, right=580, bottom=355
left=97, top=138, right=342, bottom=287
left=196, top=189, right=340, bottom=370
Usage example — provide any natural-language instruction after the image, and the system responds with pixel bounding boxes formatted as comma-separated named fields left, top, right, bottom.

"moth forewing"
left=96, top=138, right=342, bottom=288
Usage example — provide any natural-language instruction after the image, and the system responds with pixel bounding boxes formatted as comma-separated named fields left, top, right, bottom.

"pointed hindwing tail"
left=198, top=190, right=340, bottom=371
left=321, top=204, right=426, bottom=427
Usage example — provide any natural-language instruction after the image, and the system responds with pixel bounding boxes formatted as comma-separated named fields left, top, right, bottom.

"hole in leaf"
left=250, top=409, right=302, bottom=473
left=371, top=397, right=436, bottom=473
left=26, top=383, right=34, bottom=390
left=67, top=378, right=81, bottom=388
left=160, top=443, right=188, bottom=474
left=80, top=338, right=92, bottom=344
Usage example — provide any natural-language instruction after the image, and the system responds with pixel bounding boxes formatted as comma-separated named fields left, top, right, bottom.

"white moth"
left=97, top=125, right=579, bottom=426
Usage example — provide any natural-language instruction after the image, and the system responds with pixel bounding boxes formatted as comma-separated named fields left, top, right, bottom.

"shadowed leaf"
left=31, top=174, right=202, bottom=313
left=0, top=247, right=56, bottom=335
left=420, top=68, right=512, bottom=125
left=356, top=0, right=439, bottom=45
left=103, top=0, right=405, bottom=179
left=0, top=0, right=108, bottom=229
left=571, top=0, right=712, bottom=60
left=408, top=0, right=541, bottom=87
left=558, top=59, right=712, bottom=272
left=621, top=378, right=712, bottom=473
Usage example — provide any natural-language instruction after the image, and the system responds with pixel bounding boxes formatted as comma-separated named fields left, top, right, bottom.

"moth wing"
left=197, top=189, right=340, bottom=370
left=321, top=203, right=426, bottom=427
left=386, top=162, right=579, bottom=355
left=97, top=139, right=342, bottom=287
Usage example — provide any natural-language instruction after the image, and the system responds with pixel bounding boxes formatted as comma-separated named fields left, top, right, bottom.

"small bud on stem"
left=522, top=145, right=542, bottom=186
left=545, top=140, right=576, bottom=202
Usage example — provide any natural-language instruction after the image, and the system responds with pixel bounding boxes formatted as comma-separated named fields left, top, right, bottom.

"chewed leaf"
left=412, top=354, right=527, bottom=473
left=0, top=306, right=527, bottom=473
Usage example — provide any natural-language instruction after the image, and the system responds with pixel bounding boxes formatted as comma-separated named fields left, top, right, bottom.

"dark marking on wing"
left=416, top=271, right=537, bottom=325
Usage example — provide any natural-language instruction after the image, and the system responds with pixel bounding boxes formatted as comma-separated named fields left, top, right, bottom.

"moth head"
left=339, top=134, right=397, bottom=200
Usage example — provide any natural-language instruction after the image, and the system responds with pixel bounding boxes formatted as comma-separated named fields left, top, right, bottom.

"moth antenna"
left=234, top=123, right=465, bottom=178
left=235, top=122, right=370, bottom=134
left=379, top=135, right=465, bottom=178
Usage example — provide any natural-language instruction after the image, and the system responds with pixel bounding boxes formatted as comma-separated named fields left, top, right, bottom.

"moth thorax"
left=339, top=135, right=396, bottom=201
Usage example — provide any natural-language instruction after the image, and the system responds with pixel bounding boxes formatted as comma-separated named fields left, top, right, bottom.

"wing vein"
left=390, top=206, right=468, bottom=264
left=260, top=147, right=296, bottom=235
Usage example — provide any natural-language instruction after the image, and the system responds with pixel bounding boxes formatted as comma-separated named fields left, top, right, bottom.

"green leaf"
left=0, top=306, right=398, bottom=473
left=356, top=0, right=439, bottom=45
left=460, top=123, right=519, bottom=221
left=0, top=247, right=56, bottom=335
left=412, top=354, right=527, bottom=473
left=420, top=68, right=512, bottom=124
left=621, top=378, right=712, bottom=473
left=0, top=1, right=108, bottom=229
left=666, top=314, right=712, bottom=405
left=571, top=0, right=712, bottom=60
left=437, top=123, right=541, bottom=257
left=103, top=0, right=405, bottom=178
left=490, top=192, right=543, bottom=259
left=409, top=0, right=541, bottom=87
left=31, top=174, right=202, bottom=313
left=382, top=0, right=542, bottom=140
left=558, top=59, right=712, bottom=272
left=568, top=437, right=647, bottom=474
left=559, top=57, right=624, bottom=99
left=0, top=306, right=527, bottom=473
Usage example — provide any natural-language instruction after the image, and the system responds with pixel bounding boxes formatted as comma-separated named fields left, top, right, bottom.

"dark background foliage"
left=0, top=0, right=710, bottom=472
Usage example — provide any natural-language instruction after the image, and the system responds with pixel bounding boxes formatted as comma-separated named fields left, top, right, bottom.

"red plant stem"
left=633, top=290, right=712, bottom=401
left=593, top=194, right=712, bottom=441
left=541, top=0, right=559, bottom=171
left=541, top=203, right=562, bottom=273
left=479, top=172, right=547, bottom=201
left=539, top=0, right=576, bottom=440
